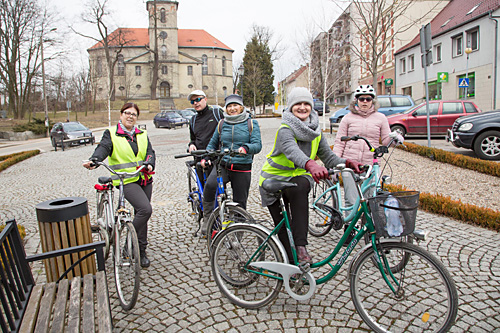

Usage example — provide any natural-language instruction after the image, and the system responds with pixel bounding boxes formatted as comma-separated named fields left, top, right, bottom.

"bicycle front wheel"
left=309, top=178, right=339, bottom=237
left=350, top=241, right=458, bottom=332
left=114, top=221, right=141, bottom=310
left=210, top=224, right=284, bottom=309
left=206, top=205, right=254, bottom=252
left=96, top=195, right=112, bottom=260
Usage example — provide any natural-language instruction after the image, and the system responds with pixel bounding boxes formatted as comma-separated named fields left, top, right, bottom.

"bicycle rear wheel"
left=187, top=167, right=201, bottom=222
left=96, top=195, right=112, bottom=260
left=350, top=241, right=458, bottom=332
left=309, top=178, right=339, bottom=237
left=210, top=224, right=284, bottom=309
left=114, top=221, right=141, bottom=310
left=206, top=205, right=254, bottom=252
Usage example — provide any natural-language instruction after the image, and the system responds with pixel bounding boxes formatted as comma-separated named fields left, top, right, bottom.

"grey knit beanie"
left=287, top=87, right=314, bottom=111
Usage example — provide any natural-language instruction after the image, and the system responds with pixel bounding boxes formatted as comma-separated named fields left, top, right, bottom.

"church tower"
left=146, top=0, right=179, bottom=99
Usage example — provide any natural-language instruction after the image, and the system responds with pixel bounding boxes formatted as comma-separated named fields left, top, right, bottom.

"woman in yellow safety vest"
left=83, top=103, right=156, bottom=268
left=259, top=87, right=362, bottom=264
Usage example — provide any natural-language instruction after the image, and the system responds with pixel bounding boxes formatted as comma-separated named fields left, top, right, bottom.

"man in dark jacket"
left=186, top=90, right=224, bottom=204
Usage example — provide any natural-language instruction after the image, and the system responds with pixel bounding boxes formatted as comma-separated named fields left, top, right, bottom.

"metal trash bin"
left=35, top=197, right=96, bottom=282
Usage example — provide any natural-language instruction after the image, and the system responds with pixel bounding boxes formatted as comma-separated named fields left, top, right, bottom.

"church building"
left=87, top=0, right=234, bottom=108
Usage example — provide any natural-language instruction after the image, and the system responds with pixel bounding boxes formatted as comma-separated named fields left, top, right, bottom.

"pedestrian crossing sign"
left=458, top=78, right=469, bottom=88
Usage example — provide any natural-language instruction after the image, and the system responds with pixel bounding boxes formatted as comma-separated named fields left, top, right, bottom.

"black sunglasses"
left=190, top=97, right=204, bottom=104
left=358, top=97, right=373, bottom=102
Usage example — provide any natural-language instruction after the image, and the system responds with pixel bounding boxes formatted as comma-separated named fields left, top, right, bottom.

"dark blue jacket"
left=206, top=119, right=262, bottom=170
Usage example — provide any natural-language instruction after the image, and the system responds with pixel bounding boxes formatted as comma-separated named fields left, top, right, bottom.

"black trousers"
left=266, top=176, right=311, bottom=260
left=123, top=180, right=153, bottom=252
left=203, top=167, right=252, bottom=209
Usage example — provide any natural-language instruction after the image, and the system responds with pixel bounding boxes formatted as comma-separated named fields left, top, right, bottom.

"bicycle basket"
left=367, top=191, right=419, bottom=238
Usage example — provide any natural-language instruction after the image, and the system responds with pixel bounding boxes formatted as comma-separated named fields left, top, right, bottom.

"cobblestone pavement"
left=1, top=118, right=499, bottom=332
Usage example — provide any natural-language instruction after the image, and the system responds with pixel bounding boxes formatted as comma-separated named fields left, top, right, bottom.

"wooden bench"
left=0, top=219, right=112, bottom=332
left=54, top=135, right=95, bottom=152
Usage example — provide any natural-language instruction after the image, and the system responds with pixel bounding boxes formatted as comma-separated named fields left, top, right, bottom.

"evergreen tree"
left=242, top=29, right=274, bottom=112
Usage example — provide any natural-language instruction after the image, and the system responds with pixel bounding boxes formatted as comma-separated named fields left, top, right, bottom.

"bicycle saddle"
left=262, top=179, right=298, bottom=193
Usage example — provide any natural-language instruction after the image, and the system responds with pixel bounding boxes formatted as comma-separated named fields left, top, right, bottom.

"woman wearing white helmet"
left=333, top=85, right=402, bottom=233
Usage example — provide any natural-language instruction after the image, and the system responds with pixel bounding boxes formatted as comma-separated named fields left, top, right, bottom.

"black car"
left=447, top=110, right=500, bottom=160
left=313, top=100, right=330, bottom=116
left=153, top=111, right=188, bottom=129
left=50, top=121, right=94, bottom=148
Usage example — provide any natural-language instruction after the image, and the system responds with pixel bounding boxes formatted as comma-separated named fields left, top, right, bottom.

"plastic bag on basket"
left=384, top=195, right=403, bottom=237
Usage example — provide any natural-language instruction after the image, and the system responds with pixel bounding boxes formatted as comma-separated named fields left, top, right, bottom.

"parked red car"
left=387, top=100, right=481, bottom=136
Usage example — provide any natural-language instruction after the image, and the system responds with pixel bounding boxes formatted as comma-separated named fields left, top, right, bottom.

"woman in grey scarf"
left=259, top=87, right=362, bottom=264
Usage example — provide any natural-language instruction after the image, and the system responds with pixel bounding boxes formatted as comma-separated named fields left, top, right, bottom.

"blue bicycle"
left=175, top=149, right=253, bottom=250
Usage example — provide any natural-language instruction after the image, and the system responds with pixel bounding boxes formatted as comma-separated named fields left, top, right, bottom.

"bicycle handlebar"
left=87, top=159, right=146, bottom=179
left=340, top=134, right=399, bottom=158
left=174, top=149, right=242, bottom=160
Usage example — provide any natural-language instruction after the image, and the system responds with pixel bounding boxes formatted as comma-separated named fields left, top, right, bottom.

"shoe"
left=140, top=251, right=150, bottom=268
left=296, top=246, right=312, bottom=264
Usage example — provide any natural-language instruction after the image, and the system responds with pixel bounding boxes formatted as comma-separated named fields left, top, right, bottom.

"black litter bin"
left=36, top=197, right=96, bottom=282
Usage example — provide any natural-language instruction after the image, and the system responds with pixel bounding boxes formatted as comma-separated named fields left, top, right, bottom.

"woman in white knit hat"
left=259, top=87, right=363, bottom=264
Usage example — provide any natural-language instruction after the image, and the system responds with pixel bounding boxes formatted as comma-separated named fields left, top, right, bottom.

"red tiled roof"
left=88, top=28, right=232, bottom=51
left=286, top=65, right=308, bottom=83
left=178, top=29, right=232, bottom=50
left=396, top=0, right=500, bottom=54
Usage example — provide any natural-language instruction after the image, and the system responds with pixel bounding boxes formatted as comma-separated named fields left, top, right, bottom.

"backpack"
left=217, top=118, right=253, bottom=135
left=190, top=106, right=222, bottom=132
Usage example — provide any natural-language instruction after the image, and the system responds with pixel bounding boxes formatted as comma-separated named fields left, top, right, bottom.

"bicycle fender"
left=219, top=223, right=289, bottom=264
left=251, top=262, right=316, bottom=301
left=347, top=239, right=400, bottom=277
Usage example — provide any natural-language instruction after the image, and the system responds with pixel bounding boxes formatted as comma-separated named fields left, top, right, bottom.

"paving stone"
left=2, top=119, right=499, bottom=332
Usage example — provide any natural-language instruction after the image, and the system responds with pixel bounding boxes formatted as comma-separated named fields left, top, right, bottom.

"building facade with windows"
left=394, top=0, right=500, bottom=111
left=88, top=0, right=233, bottom=106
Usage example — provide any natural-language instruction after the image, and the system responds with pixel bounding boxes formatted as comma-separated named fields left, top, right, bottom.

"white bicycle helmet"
left=354, top=85, right=376, bottom=98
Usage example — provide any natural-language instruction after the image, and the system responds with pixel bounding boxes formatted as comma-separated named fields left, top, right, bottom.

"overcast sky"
left=48, top=0, right=346, bottom=84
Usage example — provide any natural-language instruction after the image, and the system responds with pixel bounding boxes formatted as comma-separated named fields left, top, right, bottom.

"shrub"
left=0, top=150, right=40, bottom=172
left=12, top=118, right=47, bottom=135
left=0, top=223, right=26, bottom=240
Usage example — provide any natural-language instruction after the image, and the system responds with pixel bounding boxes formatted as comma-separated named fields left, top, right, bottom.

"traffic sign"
left=458, top=78, right=469, bottom=88
left=384, top=78, right=393, bottom=86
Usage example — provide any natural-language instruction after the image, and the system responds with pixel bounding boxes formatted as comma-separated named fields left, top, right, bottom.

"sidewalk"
left=0, top=118, right=498, bottom=331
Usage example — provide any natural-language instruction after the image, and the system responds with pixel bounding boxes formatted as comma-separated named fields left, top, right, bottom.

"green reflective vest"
left=259, top=124, right=321, bottom=186
left=108, top=127, right=148, bottom=186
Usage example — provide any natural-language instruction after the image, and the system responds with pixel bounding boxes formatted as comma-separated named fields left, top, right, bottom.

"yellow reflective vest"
left=108, top=127, right=148, bottom=186
left=259, top=124, right=321, bottom=186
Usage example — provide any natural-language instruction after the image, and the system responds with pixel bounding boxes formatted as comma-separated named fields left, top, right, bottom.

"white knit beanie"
left=287, top=87, right=314, bottom=111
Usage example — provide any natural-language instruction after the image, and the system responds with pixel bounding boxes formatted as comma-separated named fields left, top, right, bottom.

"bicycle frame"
left=244, top=168, right=401, bottom=294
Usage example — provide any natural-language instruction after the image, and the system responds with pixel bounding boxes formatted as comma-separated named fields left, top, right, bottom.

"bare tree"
left=146, top=0, right=159, bottom=100
left=74, top=0, right=134, bottom=126
left=342, top=0, right=444, bottom=87
left=0, top=0, right=50, bottom=119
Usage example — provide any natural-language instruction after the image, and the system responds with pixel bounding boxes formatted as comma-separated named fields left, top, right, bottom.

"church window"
left=96, top=57, right=102, bottom=77
left=161, top=45, right=167, bottom=59
left=135, top=66, right=141, bottom=76
left=117, top=54, right=125, bottom=76
left=187, top=66, right=193, bottom=76
left=222, top=56, right=226, bottom=76
left=202, top=54, right=208, bottom=75
left=162, top=65, right=168, bottom=74
left=160, top=8, right=166, bottom=23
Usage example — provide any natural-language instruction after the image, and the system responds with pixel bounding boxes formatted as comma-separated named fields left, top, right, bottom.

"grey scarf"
left=223, top=108, right=249, bottom=124
left=118, top=121, right=136, bottom=136
left=282, top=109, right=321, bottom=142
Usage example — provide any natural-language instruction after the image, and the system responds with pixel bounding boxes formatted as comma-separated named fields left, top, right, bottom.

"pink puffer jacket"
left=333, top=111, right=391, bottom=165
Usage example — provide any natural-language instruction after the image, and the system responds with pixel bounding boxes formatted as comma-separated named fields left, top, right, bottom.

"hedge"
left=0, top=150, right=40, bottom=172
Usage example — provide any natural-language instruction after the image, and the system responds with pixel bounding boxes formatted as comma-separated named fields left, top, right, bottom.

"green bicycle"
left=210, top=166, right=458, bottom=332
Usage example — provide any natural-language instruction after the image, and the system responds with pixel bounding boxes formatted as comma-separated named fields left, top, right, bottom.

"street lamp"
left=238, top=64, right=244, bottom=106
left=41, top=27, right=57, bottom=137
left=464, top=47, right=473, bottom=99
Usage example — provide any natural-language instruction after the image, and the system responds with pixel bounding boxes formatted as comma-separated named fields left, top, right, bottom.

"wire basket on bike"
left=367, top=191, right=419, bottom=238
